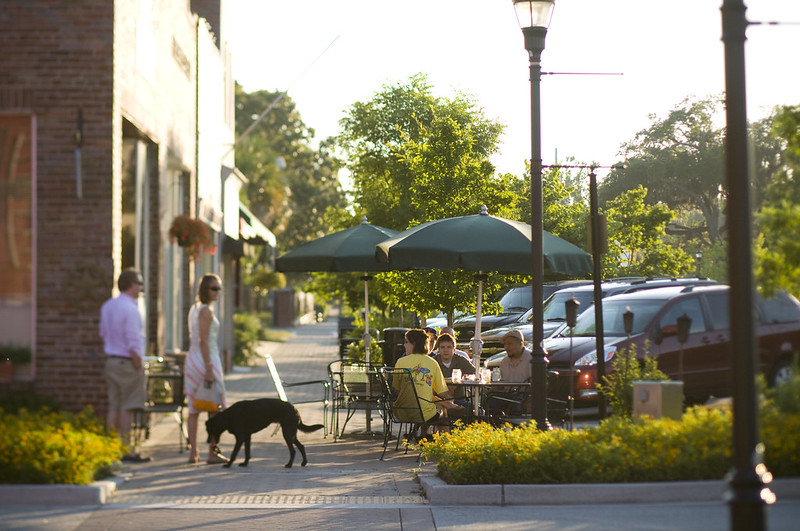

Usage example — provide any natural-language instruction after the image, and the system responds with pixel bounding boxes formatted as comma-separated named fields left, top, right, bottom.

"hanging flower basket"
left=169, top=215, right=217, bottom=258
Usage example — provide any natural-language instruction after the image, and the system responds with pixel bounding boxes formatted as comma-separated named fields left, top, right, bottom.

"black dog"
left=205, top=398, right=324, bottom=468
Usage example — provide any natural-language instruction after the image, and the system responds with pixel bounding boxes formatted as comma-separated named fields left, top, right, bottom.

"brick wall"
left=0, top=0, right=116, bottom=412
left=0, top=0, right=209, bottom=413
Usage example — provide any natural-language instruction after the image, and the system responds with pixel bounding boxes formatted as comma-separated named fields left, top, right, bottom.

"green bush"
left=419, top=400, right=800, bottom=485
left=0, top=390, right=60, bottom=414
left=0, top=407, right=125, bottom=485
left=598, top=342, right=669, bottom=418
left=233, top=312, right=270, bottom=366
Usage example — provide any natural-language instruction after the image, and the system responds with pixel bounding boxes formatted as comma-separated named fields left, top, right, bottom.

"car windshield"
left=541, top=291, right=595, bottom=322
left=498, top=288, right=531, bottom=312
left=569, top=299, right=664, bottom=337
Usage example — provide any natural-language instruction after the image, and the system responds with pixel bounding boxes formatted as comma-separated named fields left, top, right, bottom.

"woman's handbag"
left=193, top=380, right=220, bottom=412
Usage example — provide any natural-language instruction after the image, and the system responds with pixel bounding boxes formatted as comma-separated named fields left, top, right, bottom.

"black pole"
left=589, top=168, right=607, bottom=419
left=523, top=25, right=551, bottom=431
left=721, top=1, right=773, bottom=529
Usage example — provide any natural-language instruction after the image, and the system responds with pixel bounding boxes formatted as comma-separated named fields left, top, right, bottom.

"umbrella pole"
left=362, top=274, right=371, bottom=360
left=470, top=273, right=486, bottom=414
left=362, top=273, right=373, bottom=433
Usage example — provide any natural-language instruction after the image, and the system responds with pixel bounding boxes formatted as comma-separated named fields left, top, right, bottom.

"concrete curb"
left=0, top=474, right=128, bottom=505
left=420, top=475, right=800, bottom=506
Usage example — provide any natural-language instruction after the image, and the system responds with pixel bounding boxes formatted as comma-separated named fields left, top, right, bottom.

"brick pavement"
left=106, top=319, right=430, bottom=508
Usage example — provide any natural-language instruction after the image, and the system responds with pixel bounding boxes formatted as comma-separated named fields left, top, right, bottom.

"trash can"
left=633, top=380, right=684, bottom=420
left=382, top=327, right=408, bottom=367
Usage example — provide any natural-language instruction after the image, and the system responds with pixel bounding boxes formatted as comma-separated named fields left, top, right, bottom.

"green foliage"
left=761, top=357, right=800, bottom=476
left=0, top=390, right=59, bottom=415
left=419, top=407, right=736, bottom=484
left=0, top=344, right=31, bottom=364
left=338, top=73, right=515, bottom=231
left=603, top=186, right=694, bottom=278
left=233, top=312, right=271, bottom=366
left=756, top=202, right=800, bottom=297
left=375, top=270, right=520, bottom=323
left=543, top=165, right=589, bottom=247
left=247, top=266, right=286, bottom=297
left=420, top=401, right=800, bottom=484
left=764, top=356, right=800, bottom=415
left=0, top=407, right=125, bottom=485
left=756, top=104, right=800, bottom=297
left=600, top=96, right=727, bottom=245
left=697, top=239, right=729, bottom=282
left=234, top=84, right=346, bottom=251
left=598, top=342, right=669, bottom=418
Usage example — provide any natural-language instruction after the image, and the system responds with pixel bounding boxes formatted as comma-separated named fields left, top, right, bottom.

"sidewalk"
left=1, top=318, right=800, bottom=530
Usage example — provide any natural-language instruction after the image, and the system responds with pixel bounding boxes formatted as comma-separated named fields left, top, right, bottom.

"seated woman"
left=393, top=328, right=454, bottom=426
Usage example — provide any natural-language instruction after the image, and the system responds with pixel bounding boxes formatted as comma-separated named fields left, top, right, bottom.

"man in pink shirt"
left=99, top=268, right=149, bottom=462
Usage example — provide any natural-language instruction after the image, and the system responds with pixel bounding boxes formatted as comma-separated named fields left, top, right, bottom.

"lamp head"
left=513, top=0, right=555, bottom=29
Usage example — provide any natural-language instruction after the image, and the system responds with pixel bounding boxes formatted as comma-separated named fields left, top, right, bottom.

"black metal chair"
left=133, top=358, right=187, bottom=452
left=264, top=353, right=330, bottom=437
left=377, top=367, right=451, bottom=460
left=485, top=371, right=569, bottom=428
left=329, top=359, right=384, bottom=439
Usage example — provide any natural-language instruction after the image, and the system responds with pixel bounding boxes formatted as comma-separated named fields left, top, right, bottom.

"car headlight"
left=574, top=346, right=617, bottom=367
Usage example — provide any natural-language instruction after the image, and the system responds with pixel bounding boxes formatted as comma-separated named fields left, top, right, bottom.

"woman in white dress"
left=184, top=273, right=229, bottom=464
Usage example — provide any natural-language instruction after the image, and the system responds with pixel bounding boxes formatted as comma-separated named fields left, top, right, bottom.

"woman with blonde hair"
left=184, top=273, right=228, bottom=464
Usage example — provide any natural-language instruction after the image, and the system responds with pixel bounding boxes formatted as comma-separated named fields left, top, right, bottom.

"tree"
left=603, top=186, right=694, bottom=278
left=338, top=73, right=515, bottom=229
left=600, top=96, right=726, bottom=246
left=337, top=74, right=525, bottom=318
left=599, top=96, right=784, bottom=253
left=756, top=105, right=800, bottom=297
left=234, top=84, right=346, bottom=250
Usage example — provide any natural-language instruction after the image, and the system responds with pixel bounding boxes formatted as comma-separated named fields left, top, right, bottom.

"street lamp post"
left=513, top=0, right=555, bottom=430
left=720, top=1, right=774, bottom=529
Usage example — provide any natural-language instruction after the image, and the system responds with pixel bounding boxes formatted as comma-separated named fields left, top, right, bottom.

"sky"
left=225, top=0, right=800, bottom=182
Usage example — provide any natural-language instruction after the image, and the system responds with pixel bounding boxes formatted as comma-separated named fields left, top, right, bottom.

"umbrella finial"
left=361, top=215, right=368, bottom=224
left=480, top=204, right=489, bottom=216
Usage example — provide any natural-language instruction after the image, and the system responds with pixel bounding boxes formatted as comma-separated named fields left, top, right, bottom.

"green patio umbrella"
left=376, top=205, right=592, bottom=372
left=276, top=217, right=399, bottom=358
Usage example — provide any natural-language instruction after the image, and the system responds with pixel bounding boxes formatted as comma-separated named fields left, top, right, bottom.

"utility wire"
left=224, top=35, right=341, bottom=159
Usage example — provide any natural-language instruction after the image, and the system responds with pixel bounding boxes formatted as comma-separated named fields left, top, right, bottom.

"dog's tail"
left=298, top=422, right=324, bottom=433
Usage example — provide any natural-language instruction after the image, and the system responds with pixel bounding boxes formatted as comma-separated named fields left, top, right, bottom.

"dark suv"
left=543, top=284, right=800, bottom=406
left=452, top=281, right=591, bottom=345
left=480, top=278, right=720, bottom=358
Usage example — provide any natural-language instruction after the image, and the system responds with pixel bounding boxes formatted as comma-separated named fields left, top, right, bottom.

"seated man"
left=438, top=326, right=471, bottom=360
left=485, top=329, right=532, bottom=416
left=431, top=332, right=475, bottom=408
left=498, top=329, right=532, bottom=382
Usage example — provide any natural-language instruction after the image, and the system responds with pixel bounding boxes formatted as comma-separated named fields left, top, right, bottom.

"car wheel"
left=770, top=359, right=794, bottom=387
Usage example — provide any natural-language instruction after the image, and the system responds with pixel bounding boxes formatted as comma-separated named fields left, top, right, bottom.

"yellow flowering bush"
left=0, top=407, right=125, bottom=485
left=420, top=405, right=797, bottom=485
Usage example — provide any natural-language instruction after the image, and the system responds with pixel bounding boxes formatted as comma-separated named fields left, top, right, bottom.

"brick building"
left=0, top=0, right=271, bottom=412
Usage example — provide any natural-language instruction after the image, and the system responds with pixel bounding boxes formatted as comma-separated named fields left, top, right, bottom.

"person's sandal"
left=206, top=453, right=228, bottom=465
left=187, top=455, right=199, bottom=464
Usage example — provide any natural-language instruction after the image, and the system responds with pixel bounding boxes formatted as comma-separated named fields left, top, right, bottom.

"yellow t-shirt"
left=393, top=354, right=448, bottom=422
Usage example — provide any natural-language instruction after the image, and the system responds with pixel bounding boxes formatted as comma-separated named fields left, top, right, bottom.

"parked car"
left=540, top=284, right=800, bottom=407
left=425, top=310, right=464, bottom=330
left=481, top=278, right=720, bottom=358
left=452, top=281, right=592, bottom=345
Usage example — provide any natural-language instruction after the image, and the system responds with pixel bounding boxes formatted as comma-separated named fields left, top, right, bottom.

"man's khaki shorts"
left=104, top=356, right=146, bottom=411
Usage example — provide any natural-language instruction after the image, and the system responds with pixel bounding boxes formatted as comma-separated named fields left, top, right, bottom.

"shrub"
left=598, top=342, right=668, bottom=418
left=419, top=404, right=799, bottom=485
left=0, top=390, right=60, bottom=414
left=234, top=312, right=261, bottom=366
left=0, top=407, right=125, bottom=485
